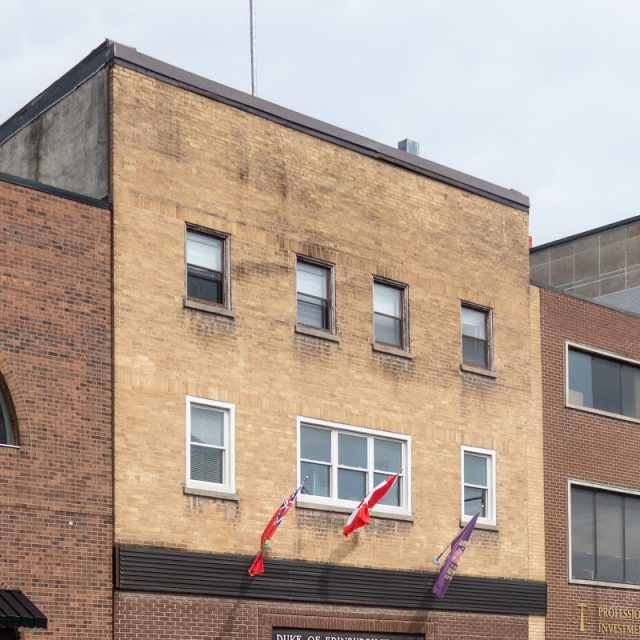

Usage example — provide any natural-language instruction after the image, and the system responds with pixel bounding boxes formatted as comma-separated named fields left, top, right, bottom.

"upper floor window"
left=570, top=482, right=640, bottom=587
left=186, top=226, right=229, bottom=307
left=0, top=379, right=16, bottom=447
left=373, top=279, right=409, bottom=350
left=186, top=396, right=235, bottom=494
left=297, top=417, right=410, bottom=515
left=567, top=344, right=640, bottom=422
left=461, top=445, right=496, bottom=526
left=461, top=303, right=492, bottom=370
left=296, top=258, right=335, bottom=332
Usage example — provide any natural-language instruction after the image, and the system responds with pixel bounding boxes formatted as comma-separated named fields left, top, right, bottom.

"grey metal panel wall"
left=116, top=546, right=546, bottom=616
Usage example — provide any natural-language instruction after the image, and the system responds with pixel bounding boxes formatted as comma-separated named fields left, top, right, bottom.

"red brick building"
left=540, top=285, right=640, bottom=639
left=0, top=175, right=112, bottom=639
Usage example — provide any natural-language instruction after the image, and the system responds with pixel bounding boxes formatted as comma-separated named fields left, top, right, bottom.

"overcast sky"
left=1, top=1, right=639, bottom=245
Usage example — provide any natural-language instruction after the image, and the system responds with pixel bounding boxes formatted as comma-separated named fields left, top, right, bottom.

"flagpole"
left=249, top=0, right=257, bottom=96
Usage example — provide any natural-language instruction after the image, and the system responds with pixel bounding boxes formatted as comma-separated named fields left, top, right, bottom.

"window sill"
left=295, top=325, right=340, bottom=343
left=183, top=485, right=239, bottom=501
left=372, top=343, right=414, bottom=360
left=569, top=577, right=640, bottom=591
left=460, top=518, right=498, bottom=532
left=566, top=402, right=640, bottom=426
left=183, top=297, right=235, bottom=318
left=0, top=443, right=19, bottom=450
left=460, top=363, right=496, bottom=378
left=296, top=499, right=414, bottom=522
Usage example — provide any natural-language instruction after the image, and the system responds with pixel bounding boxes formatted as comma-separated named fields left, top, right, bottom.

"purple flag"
left=432, top=512, right=479, bottom=599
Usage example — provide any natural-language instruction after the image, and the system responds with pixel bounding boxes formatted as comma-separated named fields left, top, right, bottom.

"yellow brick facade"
left=111, top=65, right=544, bottom=582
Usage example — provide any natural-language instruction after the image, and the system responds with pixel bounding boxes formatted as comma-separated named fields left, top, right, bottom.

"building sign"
left=273, top=630, right=424, bottom=640
left=577, top=604, right=640, bottom=635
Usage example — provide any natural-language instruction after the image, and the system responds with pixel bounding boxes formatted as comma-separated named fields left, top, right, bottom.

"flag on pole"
left=342, top=473, right=399, bottom=537
left=432, top=512, right=479, bottom=599
left=248, top=482, right=305, bottom=576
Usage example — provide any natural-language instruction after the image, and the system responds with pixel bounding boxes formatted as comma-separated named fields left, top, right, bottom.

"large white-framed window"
left=569, top=480, right=640, bottom=589
left=185, top=396, right=235, bottom=494
left=297, top=416, right=411, bottom=516
left=566, top=341, right=640, bottom=423
left=461, top=445, right=496, bottom=526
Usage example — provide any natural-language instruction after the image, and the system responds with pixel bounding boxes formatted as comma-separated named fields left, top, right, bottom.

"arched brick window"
left=0, top=375, right=17, bottom=446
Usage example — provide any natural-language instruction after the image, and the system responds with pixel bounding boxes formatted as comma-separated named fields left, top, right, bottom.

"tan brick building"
left=0, top=41, right=546, bottom=639
left=0, top=175, right=112, bottom=639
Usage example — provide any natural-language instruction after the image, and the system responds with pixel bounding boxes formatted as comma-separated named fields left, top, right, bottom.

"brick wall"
left=114, top=592, right=528, bottom=640
left=109, top=64, right=544, bottom=584
left=540, top=286, right=640, bottom=639
left=0, top=178, right=112, bottom=639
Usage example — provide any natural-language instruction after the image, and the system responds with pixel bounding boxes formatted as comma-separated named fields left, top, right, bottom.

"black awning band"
left=0, top=591, right=47, bottom=629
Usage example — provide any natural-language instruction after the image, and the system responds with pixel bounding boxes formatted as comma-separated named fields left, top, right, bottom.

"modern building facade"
left=0, top=174, right=112, bottom=638
left=538, top=285, right=640, bottom=639
left=531, top=216, right=640, bottom=315
left=1, top=41, right=546, bottom=639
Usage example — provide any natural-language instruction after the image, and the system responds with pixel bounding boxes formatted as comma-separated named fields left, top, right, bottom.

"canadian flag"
left=342, top=473, right=399, bottom=537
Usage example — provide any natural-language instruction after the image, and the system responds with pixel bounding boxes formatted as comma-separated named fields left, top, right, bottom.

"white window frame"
left=296, top=416, right=411, bottom=517
left=565, top=341, right=640, bottom=425
left=185, top=396, right=235, bottom=494
left=461, top=445, right=496, bottom=526
left=568, top=479, right=640, bottom=590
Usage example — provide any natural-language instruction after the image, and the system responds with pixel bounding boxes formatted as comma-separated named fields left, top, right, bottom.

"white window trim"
left=296, top=416, right=411, bottom=517
left=461, top=445, right=496, bottom=526
left=185, top=396, right=235, bottom=494
left=568, top=479, right=640, bottom=590
left=565, top=340, right=640, bottom=425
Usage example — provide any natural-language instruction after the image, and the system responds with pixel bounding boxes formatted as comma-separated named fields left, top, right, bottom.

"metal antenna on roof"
left=250, top=0, right=257, bottom=96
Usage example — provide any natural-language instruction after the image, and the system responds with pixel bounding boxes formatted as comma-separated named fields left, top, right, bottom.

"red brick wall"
left=115, top=592, right=527, bottom=640
left=540, top=287, right=640, bottom=639
left=0, top=178, right=112, bottom=639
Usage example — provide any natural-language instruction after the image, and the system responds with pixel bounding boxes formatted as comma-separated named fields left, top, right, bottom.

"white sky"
left=1, top=0, right=639, bottom=245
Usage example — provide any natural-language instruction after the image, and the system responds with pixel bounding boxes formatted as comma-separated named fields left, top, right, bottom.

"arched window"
left=0, top=378, right=16, bottom=446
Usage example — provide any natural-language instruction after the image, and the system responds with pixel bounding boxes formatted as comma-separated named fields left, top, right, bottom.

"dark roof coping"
left=0, top=39, right=529, bottom=212
left=531, top=212, right=640, bottom=253
left=0, top=172, right=111, bottom=210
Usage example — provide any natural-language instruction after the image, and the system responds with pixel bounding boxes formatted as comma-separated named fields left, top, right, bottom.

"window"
left=185, top=226, right=229, bottom=306
left=0, top=378, right=16, bottom=446
left=570, top=482, right=640, bottom=586
left=461, top=303, right=492, bottom=369
left=297, top=417, right=410, bottom=515
left=373, top=279, right=408, bottom=350
left=186, top=397, right=235, bottom=494
left=567, top=344, right=640, bottom=421
left=296, top=258, right=334, bottom=332
left=461, top=446, right=496, bottom=525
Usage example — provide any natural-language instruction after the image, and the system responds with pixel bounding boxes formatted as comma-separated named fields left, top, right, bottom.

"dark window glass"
left=463, top=452, right=489, bottom=518
left=186, top=230, right=225, bottom=305
left=571, top=485, right=640, bottom=585
left=0, top=385, right=15, bottom=446
left=461, top=306, right=489, bottom=368
left=571, top=487, right=595, bottom=580
left=568, top=348, right=640, bottom=420
left=189, top=405, right=225, bottom=484
left=374, top=282, right=405, bottom=348
left=296, top=260, right=331, bottom=330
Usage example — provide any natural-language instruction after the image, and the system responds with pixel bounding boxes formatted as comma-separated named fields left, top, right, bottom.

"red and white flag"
left=342, top=473, right=399, bottom=537
left=248, top=482, right=304, bottom=576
